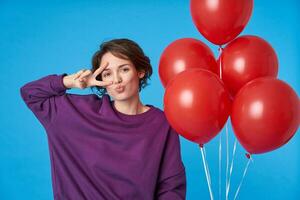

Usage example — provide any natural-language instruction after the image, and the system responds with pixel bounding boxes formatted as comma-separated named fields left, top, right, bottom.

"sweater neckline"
left=105, top=95, right=156, bottom=121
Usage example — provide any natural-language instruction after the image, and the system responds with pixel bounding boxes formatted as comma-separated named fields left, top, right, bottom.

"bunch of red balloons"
left=159, top=0, right=299, bottom=154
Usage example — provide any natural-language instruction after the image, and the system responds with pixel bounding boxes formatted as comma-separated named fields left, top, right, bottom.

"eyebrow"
left=102, top=64, right=130, bottom=72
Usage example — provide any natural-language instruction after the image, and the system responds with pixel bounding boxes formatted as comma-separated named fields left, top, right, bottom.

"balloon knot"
left=245, top=153, right=251, bottom=159
left=218, top=45, right=223, bottom=52
left=199, top=144, right=204, bottom=148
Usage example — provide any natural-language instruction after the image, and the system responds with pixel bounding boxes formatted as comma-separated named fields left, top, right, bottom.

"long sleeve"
left=20, top=73, right=69, bottom=129
left=155, top=127, right=187, bottom=200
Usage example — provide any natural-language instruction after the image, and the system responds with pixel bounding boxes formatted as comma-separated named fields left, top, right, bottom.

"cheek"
left=126, top=80, right=140, bottom=95
left=125, top=74, right=139, bottom=86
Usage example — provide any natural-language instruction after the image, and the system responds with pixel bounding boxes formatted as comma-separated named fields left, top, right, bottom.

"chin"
left=108, top=91, right=127, bottom=101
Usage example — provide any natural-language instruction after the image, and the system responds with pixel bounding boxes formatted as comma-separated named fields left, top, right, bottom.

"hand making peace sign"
left=63, top=61, right=113, bottom=89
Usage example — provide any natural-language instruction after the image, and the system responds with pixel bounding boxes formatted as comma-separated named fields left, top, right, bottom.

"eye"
left=103, top=73, right=111, bottom=77
left=122, top=68, right=129, bottom=72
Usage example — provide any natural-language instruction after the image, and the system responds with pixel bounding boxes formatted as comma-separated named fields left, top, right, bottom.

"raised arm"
left=20, top=65, right=114, bottom=129
left=155, top=127, right=187, bottom=200
left=20, top=73, right=70, bottom=129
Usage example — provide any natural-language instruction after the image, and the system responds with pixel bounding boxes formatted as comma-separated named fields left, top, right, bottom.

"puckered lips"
left=114, top=84, right=125, bottom=92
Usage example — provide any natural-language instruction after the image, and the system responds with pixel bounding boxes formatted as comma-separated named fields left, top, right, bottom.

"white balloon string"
left=203, top=146, right=212, bottom=186
left=226, top=138, right=237, bottom=199
left=218, top=131, right=222, bottom=200
left=200, top=145, right=214, bottom=200
left=225, top=121, right=229, bottom=200
left=218, top=45, right=223, bottom=200
left=233, top=154, right=253, bottom=200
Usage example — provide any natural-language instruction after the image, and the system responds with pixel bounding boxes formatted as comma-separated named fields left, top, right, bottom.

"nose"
left=113, top=73, right=122, bottom=84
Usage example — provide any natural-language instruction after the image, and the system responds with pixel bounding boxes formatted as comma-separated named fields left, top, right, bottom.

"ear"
left=138, top=70, right=145, bottom=79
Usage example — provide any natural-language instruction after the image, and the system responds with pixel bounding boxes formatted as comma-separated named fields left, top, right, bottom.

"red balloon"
left=159, top=38, right=217, bottom=88
left=218, top=35, right=278, bottom=97
left=164, top=69, right=231, bottom=145
left=190, top=0, right=253, bottom=45
left=231, top=78, right=300, bottom=154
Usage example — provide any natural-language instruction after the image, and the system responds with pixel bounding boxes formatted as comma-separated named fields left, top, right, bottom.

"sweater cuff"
left=52, top=73, right=70, bottom=92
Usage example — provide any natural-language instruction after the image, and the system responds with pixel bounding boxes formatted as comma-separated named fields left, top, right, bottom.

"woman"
left=20, top=38, right=186, bottom=200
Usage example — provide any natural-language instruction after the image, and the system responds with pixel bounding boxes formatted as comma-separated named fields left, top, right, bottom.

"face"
left=100, top=51, right=145, bottom=101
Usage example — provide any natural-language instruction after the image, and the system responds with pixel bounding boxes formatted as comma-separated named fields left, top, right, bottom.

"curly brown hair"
left=90, top=38, right=153, bottom=97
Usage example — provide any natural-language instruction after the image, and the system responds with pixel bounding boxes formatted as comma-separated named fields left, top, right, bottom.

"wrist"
left=63, top=75, right=74, bottom=89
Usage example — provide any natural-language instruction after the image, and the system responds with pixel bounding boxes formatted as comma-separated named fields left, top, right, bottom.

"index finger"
left=93, top=61, right=109, bottom=77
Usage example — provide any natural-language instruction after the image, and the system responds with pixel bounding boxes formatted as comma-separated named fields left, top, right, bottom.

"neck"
left=113, top=93, right=147, bottom=115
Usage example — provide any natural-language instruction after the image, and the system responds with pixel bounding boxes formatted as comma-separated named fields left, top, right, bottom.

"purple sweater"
left=20, top=73, right=186, bottom=200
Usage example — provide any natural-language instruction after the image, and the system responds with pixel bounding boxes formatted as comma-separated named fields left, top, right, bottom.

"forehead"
left=101, top=52, right=133, bottom=68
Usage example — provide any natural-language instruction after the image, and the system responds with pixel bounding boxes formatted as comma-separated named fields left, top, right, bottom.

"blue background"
left=1, top=0, right=299, bottom=199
